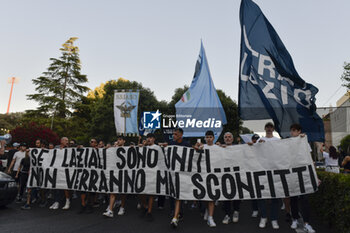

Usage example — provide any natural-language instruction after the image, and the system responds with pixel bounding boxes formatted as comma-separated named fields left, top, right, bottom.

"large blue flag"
left=239, top=0, right=324, bottom=142
left=175, top=42, right=227, bottom=141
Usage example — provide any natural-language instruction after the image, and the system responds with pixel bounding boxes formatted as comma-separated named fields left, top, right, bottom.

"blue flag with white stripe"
left=239, top=0, right=324, bottom=142
left=175, top=42, right=227, bottom=141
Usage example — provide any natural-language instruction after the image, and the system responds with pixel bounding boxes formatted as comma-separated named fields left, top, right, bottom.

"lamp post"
left=6, top=77, right=19, bottom=114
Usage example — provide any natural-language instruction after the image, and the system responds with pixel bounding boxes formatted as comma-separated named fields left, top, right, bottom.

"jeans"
left=251, top=200, right=258, bottom=211
left=258, top=199, right=280, bottom=221
left=223, top=200, right=241, bottom=215
left=19, top=172, right=28, bottom=197
left=290, top=195, right=310, bottom=223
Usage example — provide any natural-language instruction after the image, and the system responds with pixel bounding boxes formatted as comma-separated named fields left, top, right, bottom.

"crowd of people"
left=1, top=122, right=350, bottom=232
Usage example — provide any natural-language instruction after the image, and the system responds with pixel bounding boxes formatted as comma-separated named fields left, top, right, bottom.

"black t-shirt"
left=169, top=139, right=191, bottom=147
left=6, top=149, right=18, bottom=169
left=20, top=157, right=30, bottom=173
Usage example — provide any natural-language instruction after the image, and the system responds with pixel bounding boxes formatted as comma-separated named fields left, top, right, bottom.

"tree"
left=27, top=37, right=89, bottom=118
left=341, top=62, right=350, bottom=90
left=340, top=135, right=350, bottom=153
left=10, top=122, right=60, bottom=147
left=0, top=112, right=24, bottom=134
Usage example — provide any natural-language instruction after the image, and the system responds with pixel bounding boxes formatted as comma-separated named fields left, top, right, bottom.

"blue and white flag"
left=114, top=91, right=140, bottom=135
left=175, top=42, right=227, bottom=141
left=239, top=0, right=324, bottom=142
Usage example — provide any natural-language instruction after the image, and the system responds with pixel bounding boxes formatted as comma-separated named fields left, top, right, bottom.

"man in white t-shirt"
left=256, top=122, right=280, bottom=230
left=194, top=130, right=220, bottom=228
left=7, top=142, right=27, bottom=202
left=7, top=142, right=27, bottom=180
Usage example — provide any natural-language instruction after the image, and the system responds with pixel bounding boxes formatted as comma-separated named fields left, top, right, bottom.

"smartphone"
left=197, top=139, right=201, bottom=144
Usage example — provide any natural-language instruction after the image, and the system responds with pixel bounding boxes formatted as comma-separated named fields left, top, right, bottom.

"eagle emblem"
left=116, top=101, right=136, bottom=118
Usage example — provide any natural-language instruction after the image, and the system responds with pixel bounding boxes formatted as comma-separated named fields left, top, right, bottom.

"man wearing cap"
left=7, top=142, right=27, bottom=201
left=4, top=142, right=20, bottom=171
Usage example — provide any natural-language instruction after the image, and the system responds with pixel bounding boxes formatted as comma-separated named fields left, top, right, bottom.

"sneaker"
left=281, top=202, right=285, bottom=210
left=291, top=219, right=298, bottom=229
left=232, top=211, right=239, bottom=223
left=259, top=218, right=267, bottom=228
left=62, top=199, right=70, bottom=210
left=137, top=203, right=141, bottom=210
left=207, top=216, right=216, bottom=227
left=304, top=223, right=316, bottom=233
left=222, top=215, right=231, bottom=224
left=271, top=220, right=279, bottom=229
left=117, top=207, right=125, bottom=216
left=21, top=204, right=31, bottom=210
left=170, top=218, right=178, bottom=228
left=77, top=205, right=86, bottom=214
left=49, top=202, right=59, bottom=210
left=203, top=208, right=209, bottom=221
left=145, top=212, right=154, bottom=222
left=31, top=198, right=38, bottom=204
left=251, top=210, right=258, bottom=218
left=103, top=210, right=114, bottom=218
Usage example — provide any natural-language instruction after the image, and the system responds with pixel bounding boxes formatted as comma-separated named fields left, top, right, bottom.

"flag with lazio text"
left=238, top=0, right=324, bottom=142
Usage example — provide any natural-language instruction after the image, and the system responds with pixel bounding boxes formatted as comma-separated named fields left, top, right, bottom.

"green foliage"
left=310, top=171, right=350, bottom=233
left=341, top=62, right=350, bottom=89
left=340, top=135, right=350, bottom=153
left=0, top=113, right=24, bottom=134
left=27, top=37, right=89, bottom=118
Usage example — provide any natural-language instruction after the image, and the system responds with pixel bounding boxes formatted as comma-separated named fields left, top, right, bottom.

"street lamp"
left=7, top=77, right=19, bottom=114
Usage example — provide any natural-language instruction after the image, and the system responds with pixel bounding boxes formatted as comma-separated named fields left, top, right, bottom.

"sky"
left=0, top=0, right=349, bottom=118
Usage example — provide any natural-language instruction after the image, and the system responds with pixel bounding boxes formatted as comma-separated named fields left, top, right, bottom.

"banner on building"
left=27, top=136, right=317, bottom=201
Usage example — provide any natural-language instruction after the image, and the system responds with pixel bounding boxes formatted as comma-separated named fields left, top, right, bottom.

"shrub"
left=310, top=171, right=350, bottom=233
left=10, top=122, right=60, bottom=147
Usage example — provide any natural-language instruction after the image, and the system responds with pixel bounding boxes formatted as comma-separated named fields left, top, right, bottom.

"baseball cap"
left=20, top=142, right=27, bottom=147
left=13, top=142, right=20, bottom=147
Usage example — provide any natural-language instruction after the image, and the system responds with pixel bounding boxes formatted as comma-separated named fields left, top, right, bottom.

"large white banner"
left=27, top=136, right=318, bottom=200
